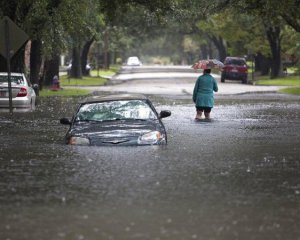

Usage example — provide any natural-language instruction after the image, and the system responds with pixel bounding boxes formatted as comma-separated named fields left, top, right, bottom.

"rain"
left=1, top=92, right=300, bottom=239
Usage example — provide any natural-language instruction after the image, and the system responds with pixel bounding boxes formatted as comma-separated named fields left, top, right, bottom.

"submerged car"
left=221, top=57, right=248, bottom=84
left=0, top=72, right=37, bottom=110
left=60, top=94, right=171, bottom=146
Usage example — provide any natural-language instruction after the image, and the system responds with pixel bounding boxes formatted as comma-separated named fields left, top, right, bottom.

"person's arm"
left=213, top=78, right=218, bottom=92
left=193, top=78, right=199, bottom=103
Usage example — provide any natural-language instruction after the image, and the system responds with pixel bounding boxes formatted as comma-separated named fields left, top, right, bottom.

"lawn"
left=256, top=75, right=300, bottom=95
left=255, top=76, right=300, bottom=86
left=39, top=88, right=92, bottom=97
left=279, top=87, right=300, bottom=95
left=39, top=66, right=120, bottom=97
left=60, top=75, right=107, bottom=86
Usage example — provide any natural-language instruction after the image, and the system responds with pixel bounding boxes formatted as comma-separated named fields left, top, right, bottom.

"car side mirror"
left=159, top=110, right=171, bottom=119
left=60, top=118, right=71, bottom=125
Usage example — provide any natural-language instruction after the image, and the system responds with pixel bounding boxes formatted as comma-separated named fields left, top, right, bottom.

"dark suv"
left=221, top=57, right=248, bottom=84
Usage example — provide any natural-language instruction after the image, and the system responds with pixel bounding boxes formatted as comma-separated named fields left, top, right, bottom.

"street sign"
left=0, top=16, right=28, bottom=59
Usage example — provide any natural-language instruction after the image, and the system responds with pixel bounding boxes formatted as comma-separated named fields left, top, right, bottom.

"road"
left=0, top=65, right=299, bottom=240
left=80, top=65, right=284, bottom=96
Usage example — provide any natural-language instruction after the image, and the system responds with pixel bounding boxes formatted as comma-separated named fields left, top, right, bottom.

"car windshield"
left=225, top=59, right=246, bottom=66
left=0, top=75, right=25, bottom=85
left=75, top=100, right=157, bottom=122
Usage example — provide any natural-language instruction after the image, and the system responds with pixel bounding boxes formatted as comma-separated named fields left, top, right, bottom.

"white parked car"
left=126, top=56, right=142, bottom=66
left=0, top=72, right=37, bottom=110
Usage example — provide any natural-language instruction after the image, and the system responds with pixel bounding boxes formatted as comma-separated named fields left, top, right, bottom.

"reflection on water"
left=0, top=94, right=300, bottom=240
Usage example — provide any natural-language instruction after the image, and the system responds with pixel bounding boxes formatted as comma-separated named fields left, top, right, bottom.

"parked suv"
left=221, top=57, right=248, bottom=84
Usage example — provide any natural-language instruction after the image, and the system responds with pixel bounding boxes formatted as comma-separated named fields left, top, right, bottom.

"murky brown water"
left=0, top=93, right=300, bottom=240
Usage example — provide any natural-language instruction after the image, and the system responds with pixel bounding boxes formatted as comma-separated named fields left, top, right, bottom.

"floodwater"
left=0, top=93, right=300, bottom=240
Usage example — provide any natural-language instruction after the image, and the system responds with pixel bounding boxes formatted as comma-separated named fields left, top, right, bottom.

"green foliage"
left=39, top=88, right=92, bottom=96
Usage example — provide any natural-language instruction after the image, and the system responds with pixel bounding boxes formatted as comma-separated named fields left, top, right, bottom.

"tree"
left=214, top=0, right=286, bottom=78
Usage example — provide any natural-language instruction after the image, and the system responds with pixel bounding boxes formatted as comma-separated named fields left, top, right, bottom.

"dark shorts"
left=196, top=106, right=212, bottom=113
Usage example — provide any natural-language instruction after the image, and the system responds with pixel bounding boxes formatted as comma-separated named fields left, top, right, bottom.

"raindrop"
left=246, top=166, right=251, bottom=173
left=295, top=190, right=300, bottom=195
left=77, top=235, right=85, bottom=240
left=166, top=218, right=172, bottom=223
left=57, top=232, right=66, bottom=238
left=125, top=227, right=131, bottom=232
left=191, top=234, right=197, bottom=239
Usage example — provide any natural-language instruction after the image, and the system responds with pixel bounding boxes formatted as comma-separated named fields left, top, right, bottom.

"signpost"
left=0, top=16, right=29, bottom=114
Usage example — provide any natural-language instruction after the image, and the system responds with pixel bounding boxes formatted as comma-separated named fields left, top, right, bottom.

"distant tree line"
left=0, top=0, right=299, bottom=88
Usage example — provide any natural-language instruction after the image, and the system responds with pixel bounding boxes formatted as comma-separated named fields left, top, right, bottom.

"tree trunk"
left=103, top=30, right=109, bottom=69
left=30, top=39, right=43, bottom=84
left=43, top=56, right=60, bottom=86
left=81, top=37, right=95, bottom=76
left=210, top=35, right=227, bottom=62
left=255, top=52, right=271, bottom=75
left=265, top=25, right=281, bottom=78
left=200, top=44, right=208, bottom=59
left=70, top=46, right=82, bottom=78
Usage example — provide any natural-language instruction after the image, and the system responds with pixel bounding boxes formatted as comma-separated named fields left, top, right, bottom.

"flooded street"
left=1, top=93, right=300, bottom=240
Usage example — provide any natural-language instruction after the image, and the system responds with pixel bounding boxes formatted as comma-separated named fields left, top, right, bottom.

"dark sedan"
left=60, top=94, right=171, bottom=146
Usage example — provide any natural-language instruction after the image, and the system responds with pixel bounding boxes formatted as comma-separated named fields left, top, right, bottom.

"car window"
left=75, top=100, right=157, bottom=122
left=0, top=75, right=25, bottom=85
left=225, top=59, right=246, bottom=66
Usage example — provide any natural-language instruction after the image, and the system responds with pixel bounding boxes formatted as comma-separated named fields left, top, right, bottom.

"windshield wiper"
left=75, top=119, right=102, bottom=123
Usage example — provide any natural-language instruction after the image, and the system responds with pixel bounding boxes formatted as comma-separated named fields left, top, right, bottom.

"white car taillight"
left=17, top=87, right=27, bottom=97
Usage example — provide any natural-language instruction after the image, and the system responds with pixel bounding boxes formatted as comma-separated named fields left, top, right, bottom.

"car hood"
left=67, top=119, right=165, bottom=146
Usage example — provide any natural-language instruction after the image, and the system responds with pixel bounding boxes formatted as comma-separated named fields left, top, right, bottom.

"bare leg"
left=196, top=110, right=202, bottom=119
left=204, top=112, right=210, bottom=119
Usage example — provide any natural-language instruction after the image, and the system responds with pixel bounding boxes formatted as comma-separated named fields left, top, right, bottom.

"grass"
left=255, top=76, right=300, bottom=86
left=60, top=75, right=107, bottom=86
left=90, top=69, right=117, bottom=77
left=39, top=88, right=92, bottom=97
left=255, top=75, right=300, bottom=95
left=39, top=66, right=120, bottom=97
left=279, top=87, right=300, bottom=95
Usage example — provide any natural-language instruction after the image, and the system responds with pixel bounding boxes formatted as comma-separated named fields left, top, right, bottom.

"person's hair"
left=203, top=69, right=211, bottom=74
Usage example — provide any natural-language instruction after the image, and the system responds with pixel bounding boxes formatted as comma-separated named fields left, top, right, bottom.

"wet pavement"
left=90, top=65, right=284, bottom=95
left=0, top=92, right=300, bottom=240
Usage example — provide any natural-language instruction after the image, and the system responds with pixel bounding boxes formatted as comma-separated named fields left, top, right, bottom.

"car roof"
left=80, top=94, right=148, bottom=104
left=128, top=56, right=139, bottom=59
left=0, top=72, right=25, bottom=76
left=225, top=57, right=245, bottom=60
